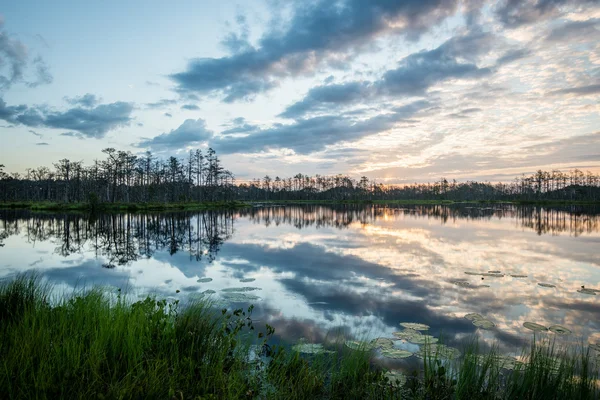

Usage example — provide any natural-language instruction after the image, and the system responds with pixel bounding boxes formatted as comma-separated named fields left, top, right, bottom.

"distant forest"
left=1, top=147, right=599, bottom=203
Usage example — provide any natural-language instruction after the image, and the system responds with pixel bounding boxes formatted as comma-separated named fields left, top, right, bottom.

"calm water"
left=1, top=204, right=599, bottom=357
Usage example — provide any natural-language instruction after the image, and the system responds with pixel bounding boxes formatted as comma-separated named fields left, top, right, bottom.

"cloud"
left=0, top=97, right=134, bottom=138
left=181, top=104, right=200, bottom=110
left=214, top=100, right=433, bottom=154
left=547, top=84, right=600, bottom=96
left=495, top=0, right=598, bottom=27
left=164, top=112, right=172, bottom=117
left=60, top=132, right=84, bottom=139
left=280, top=30, right=494, bottom=118
left=64, top=93, right=99, bottom=108
left=170, top=0, right=471, bottom=101
left=0, top=26, right=27, bottom=90
left=546, top=18, right=600, bottom=41
left=28, top=129, right=42, bottom=138
left=145, top=98, right=177, bottom=109
left=27, top=56, right=53, bottom=88
left=137, top=118, right=213, bottom=151
left=0, top=23, right=53, bottom=91
left=496, top=48, right=532, bottom=65
left=35, top=142, right=49, bottom=146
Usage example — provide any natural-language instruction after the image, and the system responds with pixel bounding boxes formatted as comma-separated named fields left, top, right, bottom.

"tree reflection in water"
left=0, top=205, right=597, bottom=267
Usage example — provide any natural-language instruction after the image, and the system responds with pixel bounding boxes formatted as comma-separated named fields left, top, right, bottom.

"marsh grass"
left=0, top=275, right=391, bottom=399
left=1, top=275, right=598, bottom=399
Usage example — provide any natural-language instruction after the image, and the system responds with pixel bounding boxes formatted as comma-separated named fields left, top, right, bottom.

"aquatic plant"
left=523, top=322, right=548, bottom=332
left=399, top=322, right=429, bottom=331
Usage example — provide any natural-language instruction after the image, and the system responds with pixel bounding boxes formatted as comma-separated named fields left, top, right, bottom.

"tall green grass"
left=1, top=275, right=598, bottom=399
left=0, top=275, right=391, bottom=399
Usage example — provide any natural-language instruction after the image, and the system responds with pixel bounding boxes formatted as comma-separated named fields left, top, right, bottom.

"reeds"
left=1, top=275, right=598, bottom=399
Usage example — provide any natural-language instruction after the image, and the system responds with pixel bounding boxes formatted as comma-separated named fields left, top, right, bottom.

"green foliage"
left=2, top=276, right=598, bottom=399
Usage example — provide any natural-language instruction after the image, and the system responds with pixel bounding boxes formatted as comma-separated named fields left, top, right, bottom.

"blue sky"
left=0, top=0, right=598, bottom=183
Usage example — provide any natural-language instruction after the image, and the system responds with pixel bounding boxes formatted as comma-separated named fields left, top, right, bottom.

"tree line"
left=0, top=148, right=235, bottom=203
left=1, top=148, right=599, bottom=203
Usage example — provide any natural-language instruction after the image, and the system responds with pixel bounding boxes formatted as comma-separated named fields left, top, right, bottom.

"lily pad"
left=473, top=319, right=496, bottom=329
left=202, top=289, right=216, bottom=294
left=239, top=278, right=256, bottom=283
left=197, top=278, right=213, bottom=283
left=392, top=329, right=421, bottom=341
left=488, top=270, right=502, bottom=274
left=408, top=335, right=439, bottom=345
left=383, top=370, right=407, bottom=387
left=221, top=287, right=262, bottom=292
left=578, top=288, right=597, bottom=295
left=415, top=344, right=461, bottom=360
left=523, top=322, right=548, bottom=332
left=221, top=292, right=261, bottom=302
left=464, top=313, right=484, bottom=321
left=450, top=281, right=490, bottom=289
left=538, top=283, right=556, bottom=288
left=345, top=340, right=372, bottom=351
left=511, top=274, right=528, bottom=278
left=381, top=348, right=413, bottom=359
left=548, top=325, right=572, bottom=335
left=451, top=280, right=472, bottom=287
left=370, top=338, right=395, bottom=350
left=291, top=343, right=333, bottom=354
left=399, top=322, right=429, bottom=331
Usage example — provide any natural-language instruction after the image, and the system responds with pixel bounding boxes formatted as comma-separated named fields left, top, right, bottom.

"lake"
left=1, top=204, right=599, bottom=361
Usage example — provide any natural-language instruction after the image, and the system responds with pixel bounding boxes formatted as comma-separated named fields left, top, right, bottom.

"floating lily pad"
left=291, top=343, right=333, bottom=354
left=381, top=348, right=413, bottom=359
left=451, top=280, right=472, bottom=287
left=578, top=288, right=597, bottom=295
left=511, top=274, right=528, bottom=278
left=392, top=329, right=421, bottom=341
left=538, top=283, right=556, bottom=288
left=415, top=344, right=461, bottom=360
left=548, top=325, right=572, bottom=335
left=221, top=287, right=262, bottom=292
left=399, top=322, right=429, bottom=331
left=451, top=280, right=490, bottom=289
left=383, top=370, right=407, bottom=387
left=370, top=338, right=395, bottom=350
left=473, top=319, right=496, bottom=329
left=464, top=271, right=503, bottom=278
left=221, top=292, right=261, bottom=302
left=523, top=322, right=548, bottom=332
left=408, top=335, right=439, bottom=345
left=239, top=278, right=256, bottom=283
left=197, top=278, right=213, bottom=283
left=488, top=270, right=502, bottom=274
left=464, top=313, right=484, bottom=321
left=202, top=289, right=216, bottom=294
left=345, top=340, right=372, bottom=351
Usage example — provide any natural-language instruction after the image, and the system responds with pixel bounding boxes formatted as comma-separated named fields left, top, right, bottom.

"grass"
left=1, top=276, right=598, bottom=399
left=0, top=275, right=391, bottom=399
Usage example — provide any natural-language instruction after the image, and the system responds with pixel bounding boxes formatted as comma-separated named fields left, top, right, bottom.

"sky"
left=0, top=0, right=599, bottom=184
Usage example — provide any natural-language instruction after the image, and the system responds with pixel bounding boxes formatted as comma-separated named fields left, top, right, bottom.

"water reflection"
left=0, top=204, right=599, bottom=356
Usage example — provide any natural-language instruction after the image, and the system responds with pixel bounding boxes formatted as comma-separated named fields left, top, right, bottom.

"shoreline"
left=0, top=199, right=598, bottom=212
